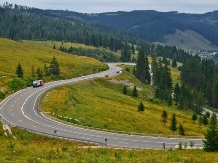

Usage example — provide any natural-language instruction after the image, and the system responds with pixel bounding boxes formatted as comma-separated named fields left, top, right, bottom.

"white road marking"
left=96, top=136, right=102, bottom=138
left=132, top=140, right=140, bottom=142
left=118, top=142, right=128, bottom=145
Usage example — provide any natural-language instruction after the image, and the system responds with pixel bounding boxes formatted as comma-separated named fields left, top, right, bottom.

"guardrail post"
left=105, top=138, right=107, bottom=146
left=163, top=143, right=165, bottom=149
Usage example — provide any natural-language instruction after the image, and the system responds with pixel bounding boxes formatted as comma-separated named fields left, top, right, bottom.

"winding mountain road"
left=0, top=63, right=203, bottom=149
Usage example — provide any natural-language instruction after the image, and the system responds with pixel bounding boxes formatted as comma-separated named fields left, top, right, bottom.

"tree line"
left=7, top=57, right=60, bottom=92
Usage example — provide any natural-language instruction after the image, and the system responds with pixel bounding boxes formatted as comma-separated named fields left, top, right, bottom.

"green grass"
left=41, top=67, right=206, bottom=136
left=0, top=38, right=108, bottom=100
left=0, top=39, right=218, bottom=161
left=164, top=29, right=218, bottom=53
left=24, top=40, right=122, bottom=57
left=0, top=124, right=218, bottom=162
left=0, top=38, right=107, bottom=78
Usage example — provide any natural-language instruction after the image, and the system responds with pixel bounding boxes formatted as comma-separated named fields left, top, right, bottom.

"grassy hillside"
left=0, top=38, right=107, bottom=78
left=0, top=125, right=217, bottom=162
left=25, top=40, right=122, bottom=58
left=164, top=29, right=218, bottom=53
left=0, top=38, right=108, bottom=99
left=41, top=67, right=206, bottom=136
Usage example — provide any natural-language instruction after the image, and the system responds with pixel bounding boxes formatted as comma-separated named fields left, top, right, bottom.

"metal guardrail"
left=41, top=111, right=204, bottom=140
left=16, top=125, right=104, bottom=146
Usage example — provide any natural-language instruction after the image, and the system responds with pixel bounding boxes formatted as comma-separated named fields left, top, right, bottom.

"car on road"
left=105, top=74, right=108, bottom=77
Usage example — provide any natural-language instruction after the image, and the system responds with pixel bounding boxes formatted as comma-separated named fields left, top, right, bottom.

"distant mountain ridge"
left=1, top=3, right=218, bottom=51
left=49, top=10, right=218, bottom=51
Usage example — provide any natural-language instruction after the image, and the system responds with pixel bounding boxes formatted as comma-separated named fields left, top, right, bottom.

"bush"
left=153, top=99, right=160, bottom=104
left=24, top=77, right=35, bottom=87
left=7, top=78, right=25, bottom=92
left=0, top=91, right=5, bottom=99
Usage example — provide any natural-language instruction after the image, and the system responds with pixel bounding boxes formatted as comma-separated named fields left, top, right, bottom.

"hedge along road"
left=0, top=63, right=203, bottom=150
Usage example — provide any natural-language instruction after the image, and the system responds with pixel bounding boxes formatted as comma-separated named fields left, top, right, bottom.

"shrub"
left=0, top=91, right=5, bottom=99
left=7, top=78, right=25, bottom=92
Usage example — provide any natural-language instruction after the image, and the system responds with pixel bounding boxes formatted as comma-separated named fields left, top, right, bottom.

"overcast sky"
left=4, top=0, right=218, bottom=14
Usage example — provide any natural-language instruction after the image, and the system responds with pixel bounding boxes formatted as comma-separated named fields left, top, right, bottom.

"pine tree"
left=167, top=93, right=172, bottom=106
left=122, top=85, right=127, bottom=95
left=53, top=44, right=56, bottom=49
left=135, top=50, right=150, bottom=84
left=44, top=64, right=50, bottom=77
left=170, top=113, right=177, bottom=134
left=132, top=86, right=138, bottom=97
left=131, top=43, right=135, bottom=54
left=161, top=110, right=168, bottom=126
left=206, top=111, right=210, bottom=118
left=198, top=116, right=203, bottom=127
left=9, top=26, right=16, bottom=40
left=192, top=112, right=198, bottom=122
left=138, top=101, right=145, bottom=113
left=16, top=63, right=23, bottom=78
left=203, top=113, right=218, bottom=152
left=203, top=115, right=208, bottom=125
left=179, top=124, right=185, bottom=135
left=172, top=58, right=177, bottom=67
left=136, top=50, right=146, bottom=83
left=49, top=56, right=60, bottom=75
left=174, top=82, right=180, bottom=102
left=36, top=67, right=42, bottom=79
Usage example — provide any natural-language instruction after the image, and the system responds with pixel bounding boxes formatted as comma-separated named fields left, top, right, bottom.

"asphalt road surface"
left=0, top=63, right=203, bottom=149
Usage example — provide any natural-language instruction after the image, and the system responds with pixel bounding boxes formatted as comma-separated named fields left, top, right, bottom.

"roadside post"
left=105, top=138, right=107, bottom=146
left=163, top=143, right=165, bottom=149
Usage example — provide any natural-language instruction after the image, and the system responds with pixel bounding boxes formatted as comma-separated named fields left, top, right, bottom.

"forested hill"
left=1, top=3, right=218, bottom=52
left=49, top=10, right=218, bottom=49
left=0, top=3, right=140, bottom=45
left=82, top=10, right=218, bottom=46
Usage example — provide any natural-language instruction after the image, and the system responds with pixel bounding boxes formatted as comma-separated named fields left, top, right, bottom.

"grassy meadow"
left=0, top=38, right=108, bottom=100
left=25, top=40, right=122, bottom=57
left=164, top=29, right=218, bottom=53
left=0, top=38, right=107, bottom=78
left=0, top=124, right=218, bottom=162
left=41, top=67, right=206, bottom=136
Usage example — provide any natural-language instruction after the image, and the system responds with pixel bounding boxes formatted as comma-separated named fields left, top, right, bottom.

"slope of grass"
left=1, top=125, right=217, bottom=162
left=164, top=29, right=218, bottom=53
left=25, top=40, right=122, bottom=57
left=0, top=38, right=107, bottom=78
left=41, top=68, right=206, bottom=136
left=0, top=38, right=108, bottom=100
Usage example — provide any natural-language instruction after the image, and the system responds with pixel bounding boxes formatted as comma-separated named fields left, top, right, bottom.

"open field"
left=0, top=38, right=108, bottom=100
left=25, top=40, right=122, bottom=57
left=41, top=67, right=206, bottom=136
left=0, top=38, right=107, bottom=78
left=164, top=29, right=218, bottom=53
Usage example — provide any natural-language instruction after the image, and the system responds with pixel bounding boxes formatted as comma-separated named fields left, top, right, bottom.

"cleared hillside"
left=164, top=29, right=218, bottom=53
left=0, top=38, right=107, bottom=77
left=0, top=38, right=108, bottom=99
